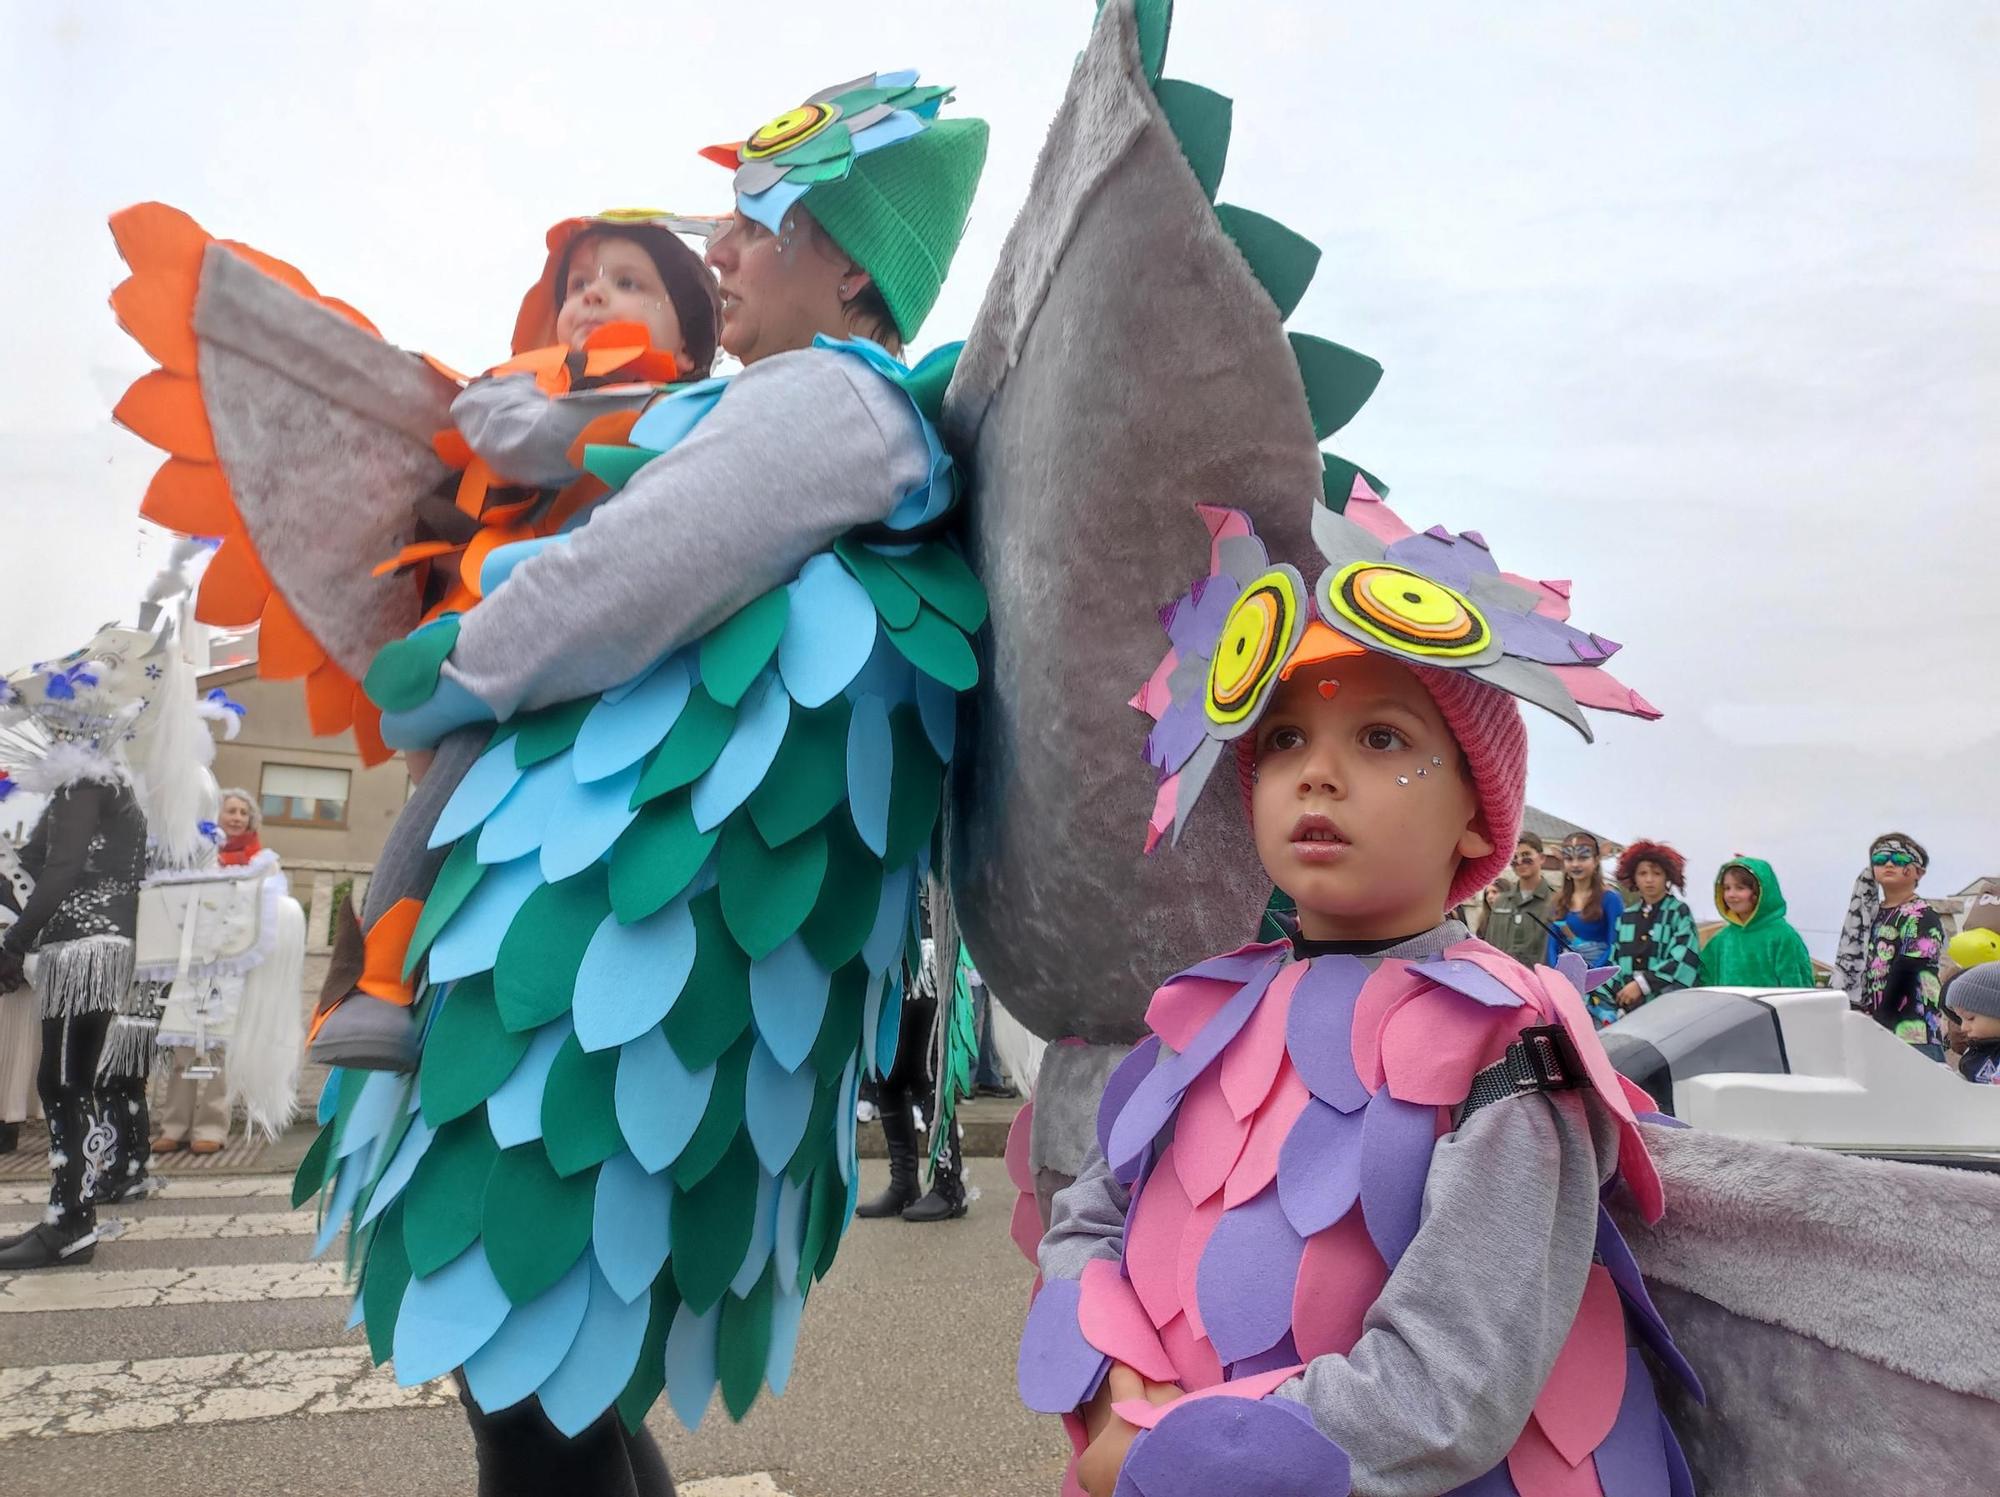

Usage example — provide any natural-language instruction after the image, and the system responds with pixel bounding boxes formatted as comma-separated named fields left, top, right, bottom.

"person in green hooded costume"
left=1699, top=856, right=1818, bottom=988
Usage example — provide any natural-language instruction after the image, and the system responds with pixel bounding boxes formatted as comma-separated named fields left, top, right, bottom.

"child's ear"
left=1456, top=812, right=1495, bottom=864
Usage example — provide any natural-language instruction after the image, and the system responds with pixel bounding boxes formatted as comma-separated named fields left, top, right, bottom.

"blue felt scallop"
left=537, top=1261, right=654, bottom=1437
left=476, top=758, right=571, bottom=865
left=393, top=1243, right=513, bottom=1386
left=317, top=1068, right=342, bottom=1126
left=861, top=863, right=915, bottom=975
left=335, top=1070, right=408, bottom=1161
left=773, top=1173, right=809, bottom=1293
left=728, top=1168, right=782, bottom=1299
left=628, top=381, right=726, bottom=451
left=845, top=630, right=917, bottom=705
left=480, top=535, right=564, bottom=597
left=594, top=1149, right=674, bottom=1304
left=539, top=763, right=643, bottom=883
left=462, top=1254, right=592, bottom=1413
left=664, top=1298, right=721, bottom=1431
left=346, top=1292, right=365, bottom=1332
left=485, top=1017, right=570, bottom=1148
left=748, top=936, right=833, bottom=1073
left=689, top=671, right=792, bottom=833
left=915, top=672, right=957, bottom=762
left=778, top=554, right=879, bottom=709
left=868, top=968, right=904, bottom=1080
left=766, top=1282, right=807, bottom=1395
left=745, top=1040, right=817, bottom=1176
left=428, top=855, right=543, bottom=983
left=614, top=1025, right=714, bottom=1173
left=357, top=1112, right=437, bottom=1230
left=313, top=1147, right=368, bottom=1257
left=835, top=1053, right=861, bottom=1188
left=844, top=693, right=893, bottom=856
left=573, top=656, right=692, bottom=783
left=431, top=738, right=527, bottom=850
left=572, top=894, right=698, bottom=1053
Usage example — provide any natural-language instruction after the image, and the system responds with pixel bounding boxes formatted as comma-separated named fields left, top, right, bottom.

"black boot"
left=902, top=1126, right=968, bottom=1223
left=856, top=1103, right=921, bottom=1218
left=0, top=1120, right=18, bottom=1154
left=0, top=1221, right=97, bottom=1268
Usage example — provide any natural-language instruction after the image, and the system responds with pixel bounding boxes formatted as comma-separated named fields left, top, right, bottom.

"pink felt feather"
left=1195, top=501, right=1254, bottom=562
left=1502, top=570, right=1573, bottom=621
left=1172, top=1066, right=1251, bottom=1206
left=1290, top=1210, right=1389, bottom=1361
left=1111, top=1364, right=1304, bottom=1430
left=1531, top=1263, right=1629, bottom=1466
left=1011, top=1188, right=1045, bottom=1267
left=1508, top=1416, right=1608, bottom=1496
left=1146, top=975, right=1246, bottom=1053
left=1547, top=664, right=1661, bottom=720
left=1005, top=1099, right=1034, bottom=1192
left=1349, top=960, right=1429, bottom=1094
left=1127, top=1143, right=1196, bottom=1329
left=1158, top=1311, right=1225, bottom=1392
left=1442, top=939, right=1552, bottom=1009
left=1222, top=1060, right=1310, bottom=1209
left=1079, top=1258, right=1180, bottom=1383
left=1176, top=1193, right=1225, bottom=1339
left=1379, top=983, right=1537, bottom=1107
left=1342, top=479, right=1415, bottom=545
left=1539, top=968, right=1665, bottom=1223
left=1131, top=647, right=1180, bottom=719
left=1220, top=961, right=1303, bottom=1120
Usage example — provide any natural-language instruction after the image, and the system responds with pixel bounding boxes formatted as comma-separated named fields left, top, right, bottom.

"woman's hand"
left=1076, top=1364, right=1181, bottom=1497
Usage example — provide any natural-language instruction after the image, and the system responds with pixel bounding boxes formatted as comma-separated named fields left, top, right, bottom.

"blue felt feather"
left=916, top=672, right=957, bottom=762
left=461, top=1255, right=592, bottom=1413
left=747, top=936, right=833, bottom=1073
left=865, top=967, right=904, bottom=1081
left=845, top=694, right=893, bottom=856
left=316, top=1068, right=342, bottom=1126
left=485, top=1018, right=571, bottom=1148
left=313, top=1146, right=368, bottom=1256
left=538, top=763, right=643, bottom=883
left=845, top=633, right=916, bottom=705
left=835, top=1053, right=861, bottom=1188
left=393, top=1244, right=514, bottom=1386
left=477, top=758, right=571, bottom=865
left=862, top=864, right=915, bottom=975
left=745, top=1040, right=817, bottom=1175
left=766, top=1282, right=806, bottom=1395
left=334, top=1071, right=407, bottom=1162
left=628, top=380, right=727, bottom=451
left=357, top=1112, right=436, bottom=1230
left=664, top=1299, right=722, bottom=1431
left=774, top=1173, right=809, bottom=1293
left=778, top=555, right=878, bottom=709
left=728, top=1169, right=782, bottom=1299
left=572, top=895, right=698, bottom=1053
left=430, top=739, right=526, bottom=850
left=428, top=855, right=542, bottom=983
left=593, top=1149, right=673, bottom=1304
left=573, top=656, right=692, bottom=782
left=614, top=1025, right=714, bottom=1172
left=689, top=670, right=791, bottom=833
left=537, top=1261, right=654, bottom=1436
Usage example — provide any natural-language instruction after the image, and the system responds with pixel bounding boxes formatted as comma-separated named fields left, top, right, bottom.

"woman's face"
left=555, top=234, right=688, bottom=359
left=1721, top=870, right=1759, bottom=917
left=219, top=797, right=254, bottom=837
left=703, top=209, right=861, bottom=366
left=1559, top=841, right=1600, bottom=881
left=1633, top=861, right=1670, bottom=904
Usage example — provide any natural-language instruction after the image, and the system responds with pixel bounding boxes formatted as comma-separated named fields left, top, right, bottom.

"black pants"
left=94, top=1073, right=151, bottom=1193
left=37, top=1012, right=110, bottom=1236
left=454, top=1373, right=674, bottom=1497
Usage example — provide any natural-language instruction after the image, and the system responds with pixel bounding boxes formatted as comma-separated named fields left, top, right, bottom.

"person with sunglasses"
left=1482, top=833, right=1561, bottom=967
left=1855, top=833, right=1948, bottom=1058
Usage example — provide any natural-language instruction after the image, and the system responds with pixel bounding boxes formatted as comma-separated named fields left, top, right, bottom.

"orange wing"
left=110, top=203, right=401, bottom=764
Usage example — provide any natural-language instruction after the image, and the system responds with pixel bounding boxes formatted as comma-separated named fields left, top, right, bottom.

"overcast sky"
left=4, top=1, right=1993, bottom=952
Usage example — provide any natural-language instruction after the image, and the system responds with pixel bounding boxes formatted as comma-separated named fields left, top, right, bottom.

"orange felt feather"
left=139, top=459, right=235, bottom=536
left=564, top=409, right=643, bottom=470
left=195, top=538, right=272, bottom=627
left=114, top=371, right=216, bottom=464
left=432, top=428, right=474, bottom=468
left=372, top=540, right=463, bottom=579
left=303, top=661, right=352, bottom=737
left=110, top=273, right=201, bottom=376
left=255, top=592, right=325, bottom=681
left=350, top=696, right=391, bottom=766
left=108, top=202, right=210, bottom=281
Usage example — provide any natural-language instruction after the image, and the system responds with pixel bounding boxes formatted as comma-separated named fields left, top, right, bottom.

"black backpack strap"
left=1457, top=1024, right=1588, bottom=1126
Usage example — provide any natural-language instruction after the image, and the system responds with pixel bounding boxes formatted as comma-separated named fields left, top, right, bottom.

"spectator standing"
left=1699, top=857, right=1817, bottom=988
left=1484, top=833, right=1558, bottom=968
left=1544, top=831, right=1623, bottom=968
left=1855, top=832, right=1947, bottom=1058
left=1594, top=840, right=1702, bottom=1026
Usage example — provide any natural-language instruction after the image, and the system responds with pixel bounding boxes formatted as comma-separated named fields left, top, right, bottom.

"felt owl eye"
left=1204, top=565, right=1306, bottom=735
left=742, top=103, right=840, bottom=160
left=1321, top=561, right=1493, bottom=660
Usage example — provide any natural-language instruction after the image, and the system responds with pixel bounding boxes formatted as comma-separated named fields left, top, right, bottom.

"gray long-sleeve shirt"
left=1038, top=925, right=1619, bottom=1497
left=438, top=347, right=932, bottom=720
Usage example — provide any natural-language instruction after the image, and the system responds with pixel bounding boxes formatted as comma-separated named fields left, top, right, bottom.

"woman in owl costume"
left=109, top=72, right=988, bottom=1491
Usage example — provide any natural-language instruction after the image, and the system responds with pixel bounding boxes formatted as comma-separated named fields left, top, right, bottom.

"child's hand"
left=1618, top=980, right=1642, bottom=1008
left=1077, top=1364, right=1181, bottom=1497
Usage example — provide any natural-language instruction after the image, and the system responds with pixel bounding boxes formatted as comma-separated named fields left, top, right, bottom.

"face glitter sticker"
left=1321, top=561, right=1492, bottom=659
left=1204, top=565, right=1307, bottom=737
left=742, top=103, right=839, bottom=160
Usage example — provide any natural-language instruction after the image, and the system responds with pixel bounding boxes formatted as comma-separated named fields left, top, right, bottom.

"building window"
left=261, top=764, right=351, bottom=829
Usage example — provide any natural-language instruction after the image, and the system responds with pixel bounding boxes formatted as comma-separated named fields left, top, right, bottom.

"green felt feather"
left=583, top=443, right=662, bottom=492
left=671, top=1133, right=759, bottom=1313
left=673, top=1035, right=752, bottom=1190
left=609, top=793, right=718, bottom=924
left=405, top=834, right=488, bottom=978
left=616, top=1275, right=682, bottom=1434
left=834, top=539, right=923, bottom=629
left=893, top=347, right=961, bottom=423
left=1290, top=333, right=1383, bottom=441
left=539, top=1034, right=624, bottom=1177
left=717, top=1264, right=776, bottom=1420
left=808, top=962, right=869, bottom=1078
left=493, top=868, right=609, bottom=1033
left=771, top=120, right=853, bottom=167
left=717, top=819, right=828, bottom=962
left=699, top=589, right=790, bottom=708
left=882, top=543, right=989, bottom=633
left=513, top=698, right=594, bottom=769
left=884, top=606, right=979, bottom=691
left=292, top=1119, right=336, bottom=1210
left=401, top=1111, right=501, bottom=1277
left=1154, top=79, right=1231, bottom=202
left=1214, top=204, right=1320, bottom=320
left=418, top=974, right=530, bottom=1127
left=481, top=1145, right=596, bottom=1302
left=663, top=893, right=752, bottom=1070
left=796, top=1163, right=842, bottom=1294
left=363, top=615, right=462, bottom=715
left=746, top=699, right=851, bottom=847
left=1319, top=453, right=1389, bottom=511
left=799, top=821, right=882, bottom=971
left=632, top=689, right=736, bottom=806
left=787, top=1083, right=840, bottom=1187
left=882, top=706, right=944, bottom=869
left=361, top=1200, right=412, bottom=1365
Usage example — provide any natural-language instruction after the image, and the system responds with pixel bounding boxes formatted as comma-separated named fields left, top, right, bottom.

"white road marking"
left=0, top=1173, right=299, bottom=1206
left=0, top=1259, right=346, bottom=1313
left=682, top=1480, right=790, bottom=1497
left=0, top=1208, right=314, bottom=1242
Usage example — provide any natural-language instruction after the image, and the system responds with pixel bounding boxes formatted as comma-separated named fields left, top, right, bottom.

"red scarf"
left=218, top=831, right=263, bottom=867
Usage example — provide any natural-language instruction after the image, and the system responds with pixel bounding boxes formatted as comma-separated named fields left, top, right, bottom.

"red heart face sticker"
left=1316, top=679, right=1340, bottom=701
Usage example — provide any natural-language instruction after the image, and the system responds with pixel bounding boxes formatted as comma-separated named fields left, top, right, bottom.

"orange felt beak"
left=699, top=142, right=745, bottom=170
left=1278, top=619, right=1366, bottom=681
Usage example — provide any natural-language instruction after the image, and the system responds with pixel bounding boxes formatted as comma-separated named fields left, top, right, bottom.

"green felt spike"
left=882, top=706, right=944, bottom=869
left=881, top=543, right=989, bottom=634
left=894, top=347, right=961, bottom=423
left=663, top=892, right=751, bottom=1070
left=808, top=962, right=869, bottom=1079
left=539, top=1033, right=624, bottom=1177
left=672, top=1134, right=760, bottom=1314
left=1101, top=0, right=1172, bottom=82
left=401, top=1111, right=501, bottom=1277
left=787, top=1082, right=840, bottom=1187
left=1319, top=452, right=1389, bottom=512
left=418, top=974, right=530, bottom=1128
left=482, top=1146, right=596, bottom=1303
left=493, top=867, right=609, bottom=1033
left=632, top=688, right=735, bottom=805
left=717, top=1264, right=776, bottom=1420
left=405, top=834, right=487, bottom=978
left=582, top=442, right=663, bottom=492
left=361, top=1200, right=411, bottom=1365
left=610, top=793, right=718, bottom=924
left=799, top=821, right=883, bottom=972
left=834, top=539, right=922, bottom=629
left=1290, top=333, right=1384, bottom=440
left=616, top=1274, right=682, bottom=1434
left=746, top=699, right=851, bottom=849
left=717, top=819, right=828, bottom=962
left=1214, top=204, right=1320, bottom=320
left=513, top=697, right=594, bottom=769
left=292, top=1121, right=336, bottom=1209
left=1155, top=80, right=1230, bottom=202
left=363, top=615, right=462, bottom=714
left=699, top=589, right=790, bottom=709
left=673, top=1035, right=751, bottom=1191
left=884, top=605, right=979, bottom=692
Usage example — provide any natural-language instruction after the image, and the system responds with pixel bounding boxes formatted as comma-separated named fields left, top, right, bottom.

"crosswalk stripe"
left=0, top=1259, right=346, bottom=1313
left=0, top=1208, right=314, bottom=1242
left=682, top=1480, right=790, bottom=1497
left=0, top=1173, right=297, bottom=1206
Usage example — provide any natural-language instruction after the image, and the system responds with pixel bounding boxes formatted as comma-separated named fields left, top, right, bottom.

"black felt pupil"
left=1402, top=590, right=1422, bottom=604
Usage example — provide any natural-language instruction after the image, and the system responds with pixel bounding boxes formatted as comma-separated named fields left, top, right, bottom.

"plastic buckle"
left=1516, top=1024, right=1583, bottom=1093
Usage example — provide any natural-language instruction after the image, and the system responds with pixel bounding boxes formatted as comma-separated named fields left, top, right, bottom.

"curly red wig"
left=1617, top=839, right=1687, bottom=891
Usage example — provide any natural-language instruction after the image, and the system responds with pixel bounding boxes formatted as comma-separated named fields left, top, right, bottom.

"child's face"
left=1633, top=861, right=1669, bottom=904
left=555, top=235, right=687, bottom=358
left=1957, top=1007, right=2000, bottom=1043
left=1510, top=843, right=1543, bottom=884
left=1720, top=870, right=1759, bottom=917
left=1249, top=652, right=1492, bottom=940
left=1558, top=841, right=1600, bottom=881
left=1870, top=851, right=1921, bottom=902
left=704, top=208, right=859, bottom=367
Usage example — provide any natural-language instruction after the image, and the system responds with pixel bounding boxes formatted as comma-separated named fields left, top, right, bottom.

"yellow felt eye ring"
left=1328, top=561, right=1491, bottom=657
left=1205, top=566, right=1306, bottom=731
left=743, top=103, right=837, bottom=160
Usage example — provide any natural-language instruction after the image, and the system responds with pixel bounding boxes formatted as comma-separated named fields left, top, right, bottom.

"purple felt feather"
left=1595, top=1206, right=1703, bottom=1402
left=1442, top=1465, right=1521, bottom=1496
left=1283, top=956, right=1370, bottom=1113
left=1114, top=1395, right=1352, bottom=1497
left=1489, top=604, right=1620, bottom=667
left=1356, top=1089, right=1438, bottom=1269
left=1228, top=1329, right=1301, bottom=1379
left=1195, top=1186, right=1305, bottom=1366
left=1017, top=1278, right=1108, bottom=1414
left=1098, top=1036, right=1164, bottom=1165
left=1145, top=699, right=1209, bottom=777
left=1406, top=957, right=1527, bottom=1009
left=1384, top=529, right=1500, bottom=588
left=1165, top=572, right=1240, bottom=654
left=1591, top=1349, right=1673, bottom=1497
left=1275, top=1097, right=1365, bottom=1237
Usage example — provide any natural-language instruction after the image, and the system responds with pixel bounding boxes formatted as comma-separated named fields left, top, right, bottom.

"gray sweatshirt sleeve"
left=1270, top=1090, right=1619, bottom=1497
left=1038, top=1142, right=1132, bottom=1282
left=451, top=375, right=661, bottom=490
left=437, top=347, right=931, bottom=719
